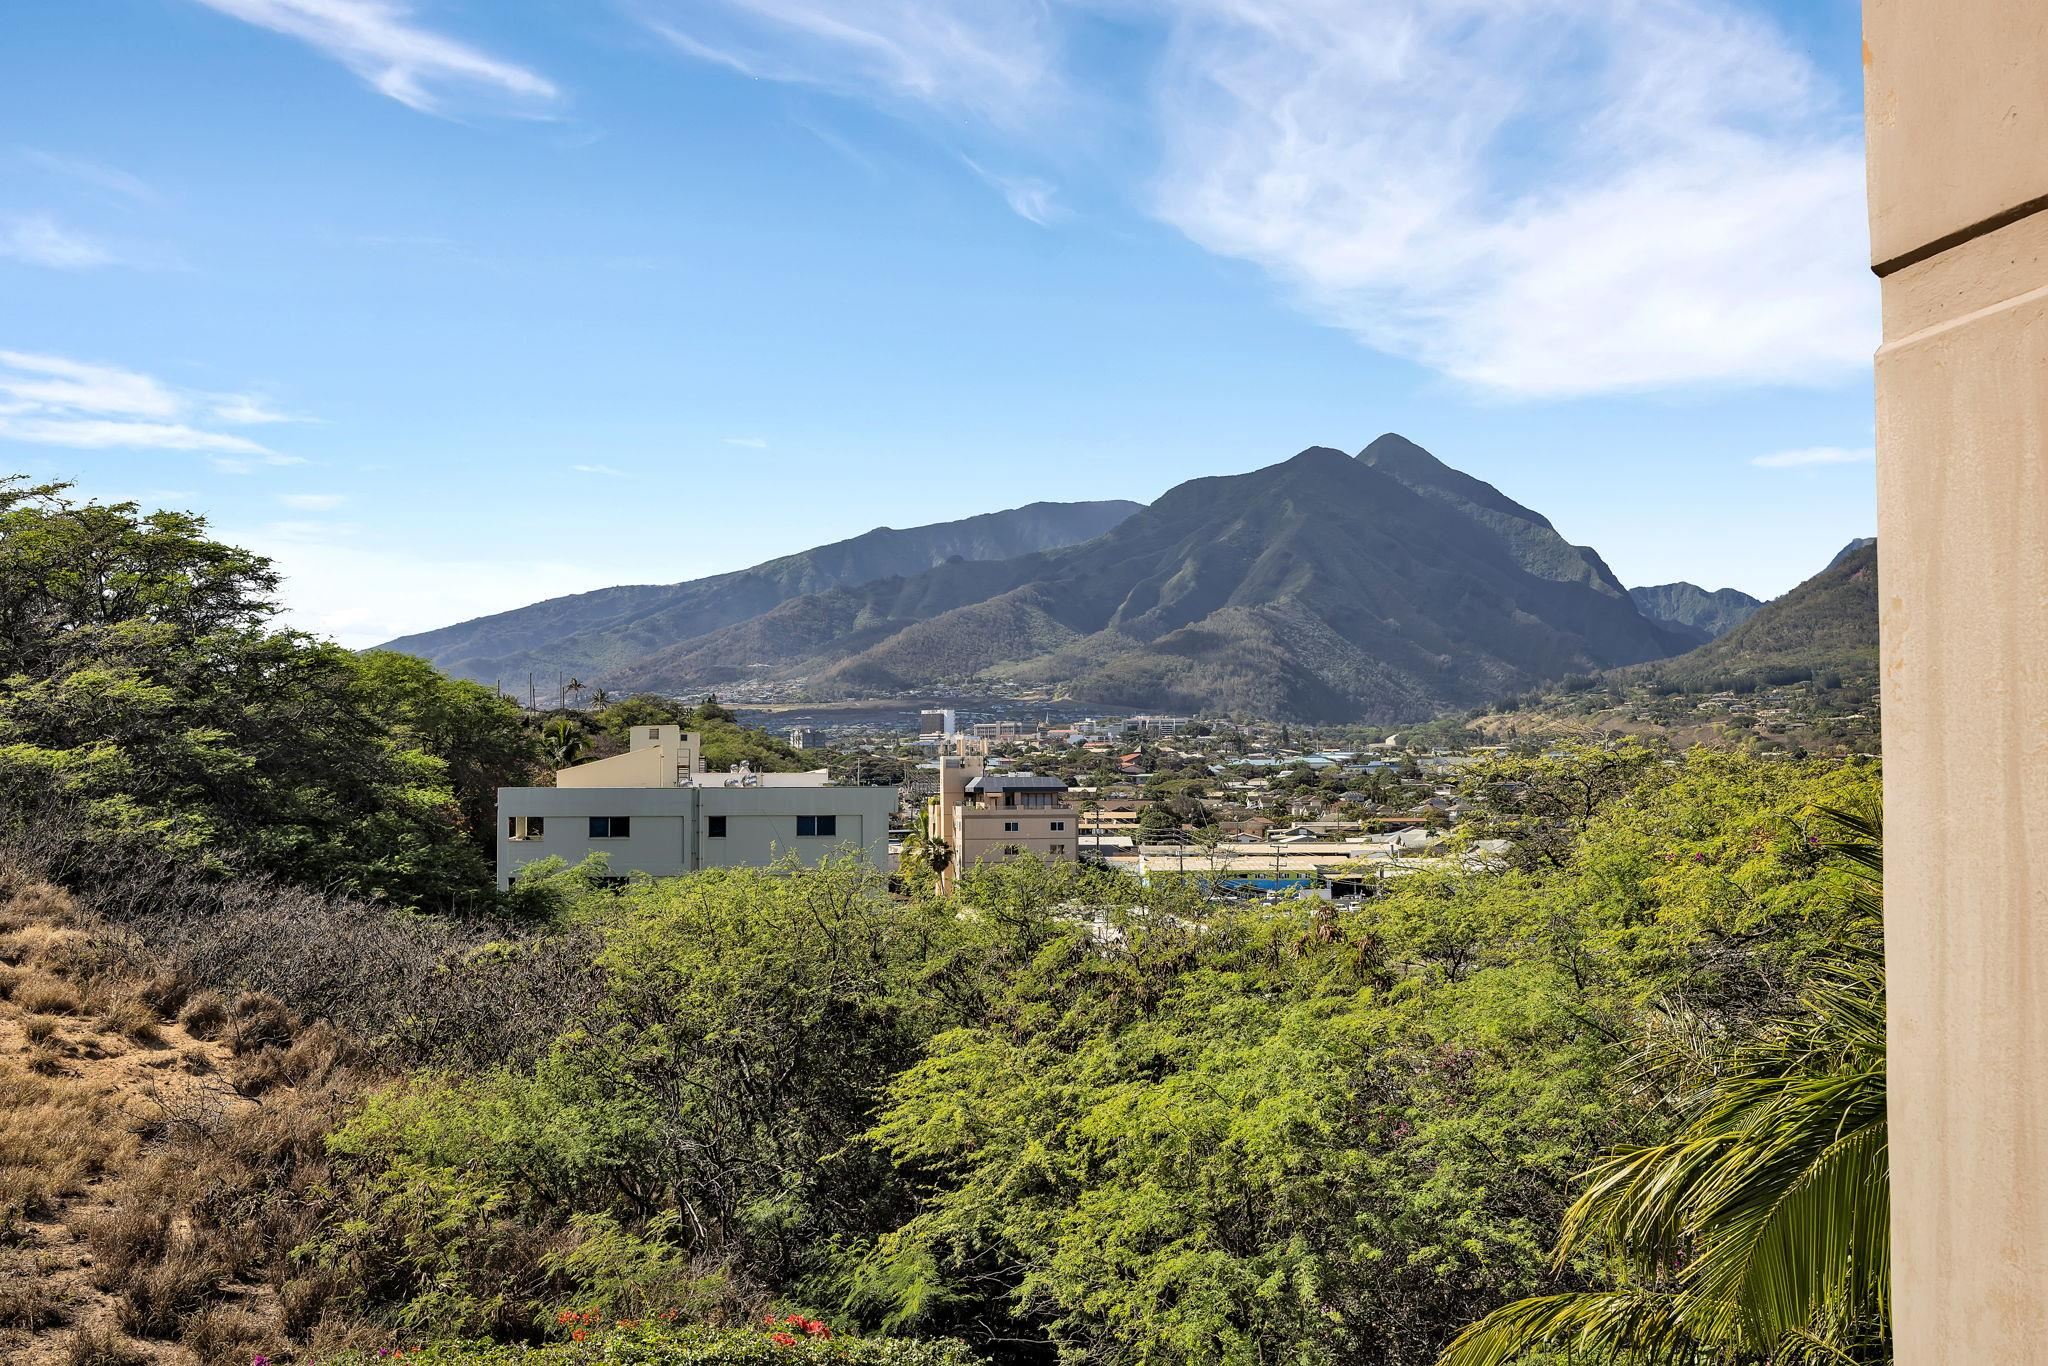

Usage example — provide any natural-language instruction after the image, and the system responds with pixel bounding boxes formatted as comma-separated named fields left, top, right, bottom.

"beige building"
left=1865, top=3, right=2048, bottom=1359
left=498, top=725, right=895, bottom=887
left=927, top=756, right=1077, bottom=891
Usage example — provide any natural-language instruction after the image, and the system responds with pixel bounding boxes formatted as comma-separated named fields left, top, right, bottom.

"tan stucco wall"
left=557, top=745, right=677, bottom=789
left=1866, top=5, right=2048, bottom=1359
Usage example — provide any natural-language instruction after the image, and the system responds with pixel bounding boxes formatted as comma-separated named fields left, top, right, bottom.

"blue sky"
left=2, top=0, right=1876, bottom=648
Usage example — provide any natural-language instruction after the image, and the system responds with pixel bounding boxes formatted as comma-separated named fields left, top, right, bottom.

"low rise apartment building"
left=498, top=725, right=894, bottom=887
left=926, top=756, right=1077, bottom=891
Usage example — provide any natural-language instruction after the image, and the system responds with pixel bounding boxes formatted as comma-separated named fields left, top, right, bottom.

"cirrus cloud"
left=188, top=0, right=558, bottom=115
left=1751, top=445, right=1874, bottom=469
left=642, top=0, right=1876, bottom=400
left=0, top=350, right=309, bottom=465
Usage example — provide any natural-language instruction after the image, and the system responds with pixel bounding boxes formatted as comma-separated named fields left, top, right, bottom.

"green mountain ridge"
left=1627, top=581, right=1765, bottom=641
left=1623, top=542, right=1878, bottom=692
left=375, top=498, right=1143, bottom=685
left=599, top=438, right=1700, bottom=722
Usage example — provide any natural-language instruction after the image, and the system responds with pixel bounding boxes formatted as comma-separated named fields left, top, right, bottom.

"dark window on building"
left=708, top=815, right=727, bottom=838
left=797, top=815, right=837, bottom=838
left=508, top=815, right=518, bottom=837
left=589, top=815, right=631, bottom=838
left=1049, top=821, right=1065, bottom=831
left=1003, top=821, right=1020, bottom=832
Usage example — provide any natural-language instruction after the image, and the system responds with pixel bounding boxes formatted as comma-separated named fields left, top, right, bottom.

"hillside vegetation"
left=0, top=478, right=1889, bottom=1364
left=1626, top=541, right=1877, bottom=694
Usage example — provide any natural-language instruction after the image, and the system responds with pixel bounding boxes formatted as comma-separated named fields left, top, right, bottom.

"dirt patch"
left=0, top=897, right=264, bottom=1365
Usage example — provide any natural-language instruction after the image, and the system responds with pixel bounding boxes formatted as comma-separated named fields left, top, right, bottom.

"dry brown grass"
left=60, top=1324, right=152, bottom=1366
left=176, top=991, right=229, bottom=1041
left=0, top=1056, right=132, bottom=1226
left=133, top=969, right=189, bottom=1020
left=83, top=1208, right=171, bottom=1291
left=115, top=1228, right=226, bottom=1339
left=24, top=1013, right=60, bottom=1044
left=17, top=976, right=80, bottom=1016
left=182, top=1305, right=281, bottom=1365
left=223, top=993, right=293, bottom=1057
left=94, top=996, right=163, bottom=1046
left=0, top=1274, right=74, bottom=1330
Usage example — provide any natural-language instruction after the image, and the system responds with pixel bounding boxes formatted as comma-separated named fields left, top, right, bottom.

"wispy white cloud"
left=635, top=0, right=1057, bottom=127
left=1147, top=0, right=1874, bottom=398
left=646, top=0, right=1874, bottom=399
left=963, top=157, right=1060, bottom=225
left=188, top=0, right=558, bottom=115
left=210, top=394, right=312, bottom=424
left=1751, top=445, right=1874, bottom=469
left=0, top=350, right=309, bottom=462
left=19, top=149, right=156, bottom=204
left=0, top=215, right=125, bottom=270
left=721, top=435, right=768, bottom=449
left=0, top=416, right=278, bottom=455
left=278, top=491, right=348, bottom=509
left=210, top=452, right=308, bottom=473
left=570, top=462, right=626, bottom=476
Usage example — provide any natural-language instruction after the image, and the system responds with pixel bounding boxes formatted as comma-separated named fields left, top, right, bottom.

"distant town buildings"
left=788, top=726, right=821, bottom=750
left=919, top=708, right=957, bottom=740
left=497, top=725, right=893, bottom=887
left=927, top=756, right=1077, bottom=892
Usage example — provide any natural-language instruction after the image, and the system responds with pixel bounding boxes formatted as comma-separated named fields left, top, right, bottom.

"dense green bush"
left=292, top=749, right=1878, bottom=1365
left=323, top=1320, right=982, bottom=1366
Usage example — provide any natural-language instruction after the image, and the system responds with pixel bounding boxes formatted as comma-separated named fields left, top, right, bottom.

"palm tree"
left=1437, top=808, right=1888, bottom=1366
left=542, top=718, right=586, bottom=772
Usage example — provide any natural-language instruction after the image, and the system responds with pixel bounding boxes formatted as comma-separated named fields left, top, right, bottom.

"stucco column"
left=1864, top=3, right=2048, bottom=1360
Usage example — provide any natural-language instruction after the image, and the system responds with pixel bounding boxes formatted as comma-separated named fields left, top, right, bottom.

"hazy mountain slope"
left=1627, top=543, right=1878, bottom=690
left=604, top=440, right=1696, bottom=722
left=1359, top=432, right=1631, bottom=594
left=1828, top=536, right=1877, bottom=569
left=1628, top=582, right=1765, bottom=640
left=377, top=499, right=1141, bottom=684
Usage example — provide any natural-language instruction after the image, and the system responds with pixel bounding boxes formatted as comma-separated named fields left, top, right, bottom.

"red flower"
left=769, top=1332, right=799, bottom=1347
left=557, top=1310, right=579, bottom=1325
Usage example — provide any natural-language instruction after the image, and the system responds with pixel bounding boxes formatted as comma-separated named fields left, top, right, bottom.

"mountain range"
left=1625, top=541, right=1879, bottom=693
left=1627, top=582, right=1765, bottom=643
left=391, top=435, right=1820, bottom=722
left=381, top=498, right=1142, bottom=686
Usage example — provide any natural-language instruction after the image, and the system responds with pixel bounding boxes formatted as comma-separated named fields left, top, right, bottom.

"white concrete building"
left=498, top=725, right=895, bottom=887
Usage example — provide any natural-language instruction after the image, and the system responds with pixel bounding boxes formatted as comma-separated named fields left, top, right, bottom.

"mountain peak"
left=1357, top=432, right=1440, bottom=467
left=1286, top=445, right=1357, bottom=467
